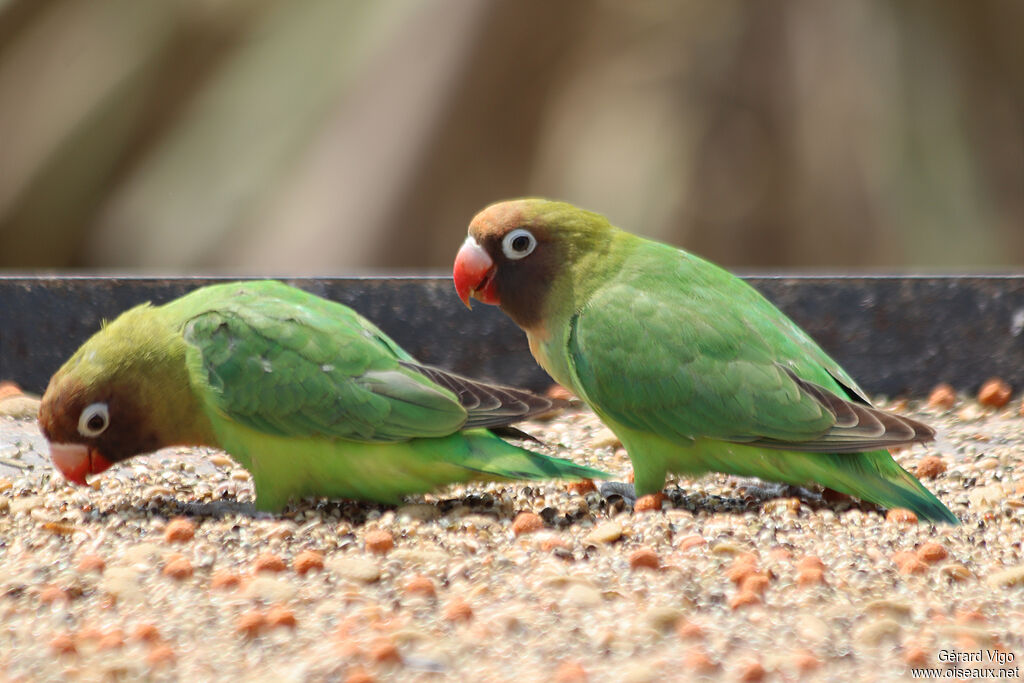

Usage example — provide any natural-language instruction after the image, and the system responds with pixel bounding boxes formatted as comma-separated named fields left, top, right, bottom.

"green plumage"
left=46, top=280, right=605, bottom=510
left=468, top=199, right=956, bottom=523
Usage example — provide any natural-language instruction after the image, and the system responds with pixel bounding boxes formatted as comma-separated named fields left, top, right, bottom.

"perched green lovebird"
left=453, top=199, right=957, bottom=524
left=39, top=280, right=605, bottom=511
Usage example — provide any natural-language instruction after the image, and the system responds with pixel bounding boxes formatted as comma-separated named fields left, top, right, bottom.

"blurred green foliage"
left=0, top=0, right=1022, bottom=272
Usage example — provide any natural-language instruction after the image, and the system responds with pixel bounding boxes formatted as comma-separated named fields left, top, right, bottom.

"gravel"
left=1, top=391, right=1023, bottom=681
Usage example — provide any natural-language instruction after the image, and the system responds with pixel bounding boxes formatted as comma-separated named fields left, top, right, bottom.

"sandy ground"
left=1, top=392, right=1022, bottom=682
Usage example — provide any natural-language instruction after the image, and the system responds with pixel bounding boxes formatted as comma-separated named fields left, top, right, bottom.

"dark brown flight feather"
left=399, top=361, right=560, bottom=430
left=745, top=366, right=935, bottom=453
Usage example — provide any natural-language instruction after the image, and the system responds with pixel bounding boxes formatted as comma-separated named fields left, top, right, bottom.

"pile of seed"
left=1, top=386, right=1022, bottom=682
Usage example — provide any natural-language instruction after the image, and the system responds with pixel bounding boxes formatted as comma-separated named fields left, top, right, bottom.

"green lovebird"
left=453, top=199, right=957, bottom=524
left=38, top=280, right=605, bottom=511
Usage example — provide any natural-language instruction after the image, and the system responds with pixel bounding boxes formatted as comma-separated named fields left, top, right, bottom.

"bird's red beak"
left=49, top=443, right=113, bottom=486
left=453, top=237, right=499, bottom=309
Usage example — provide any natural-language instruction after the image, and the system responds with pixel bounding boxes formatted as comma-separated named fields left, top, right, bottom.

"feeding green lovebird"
left=453, top=198, right=957, bottom=524
left=39, top=280, right=606, bottom=511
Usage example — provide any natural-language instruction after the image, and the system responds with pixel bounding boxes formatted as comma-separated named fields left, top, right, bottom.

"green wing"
left=170, top=281, right=542, bottom=443
left=567, top=242, right=930, bottom=450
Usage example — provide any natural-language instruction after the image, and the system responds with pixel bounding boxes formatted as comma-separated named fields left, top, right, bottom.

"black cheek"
left=96, top=428, right=163, bottom=464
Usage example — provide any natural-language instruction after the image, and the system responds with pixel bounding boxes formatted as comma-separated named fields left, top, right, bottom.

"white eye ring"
left=78, top=403, right=110, bottom=437
left=501, top=228, right=537, bottom=260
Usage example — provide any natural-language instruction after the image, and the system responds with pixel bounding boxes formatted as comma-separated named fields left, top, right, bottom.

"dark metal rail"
left=2, top=276, right=1022, bottom=397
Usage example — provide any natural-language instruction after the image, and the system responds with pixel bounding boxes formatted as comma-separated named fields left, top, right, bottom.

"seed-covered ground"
left=1, top=390, right=1023, bottom=682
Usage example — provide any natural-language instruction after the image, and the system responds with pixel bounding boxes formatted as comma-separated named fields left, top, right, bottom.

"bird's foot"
left=180, top=500, right=268, bottom=518
left=599, top=481, right=637, bottom=506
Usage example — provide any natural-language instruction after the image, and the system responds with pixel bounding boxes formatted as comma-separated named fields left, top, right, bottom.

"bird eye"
left=78, top=403, right=110, bottom=437
left=501, top=228, right=536, bottom=260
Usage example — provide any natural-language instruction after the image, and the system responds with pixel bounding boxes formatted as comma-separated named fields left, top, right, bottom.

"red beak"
left=49, top=443, right=113, bottom=486
left=453, top=237, right=499, bottom=308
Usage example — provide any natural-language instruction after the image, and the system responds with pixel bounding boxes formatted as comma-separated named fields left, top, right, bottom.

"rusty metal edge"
left=2, top=275, right=1023, bottom=397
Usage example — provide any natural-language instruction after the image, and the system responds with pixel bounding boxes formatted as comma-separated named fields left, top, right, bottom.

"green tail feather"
left=459, top=429, right=608, bottom=482
left=807, top=451, right=959, bottom=525
left=696, top=445, right=959, bottom=524
left=627, top=429, right=959, bottom=524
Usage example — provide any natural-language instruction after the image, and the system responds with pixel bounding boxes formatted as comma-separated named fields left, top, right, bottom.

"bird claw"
left=599, top=481, right=637, bottom=506
left=180, top=500, right=262, bottom=518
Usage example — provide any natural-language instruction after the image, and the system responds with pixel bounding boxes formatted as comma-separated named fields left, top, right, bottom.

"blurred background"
left=1, top=0, right=1022, bottom=273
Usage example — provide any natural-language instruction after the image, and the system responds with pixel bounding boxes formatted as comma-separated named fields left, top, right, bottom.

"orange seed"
left=917, top=542, right=948, bottom=564
left=162, top=556, right=193, bottom=580
left=886, top=508, right=918, bottom=524
left=293, top=550, right=325, bottom=575
left=634, top=493, right=664, bottom=512
left=978, top=378, right=1012, bottom=408
left=163, top=518, right=195, bottom=543
left=927, top=383, right=956, bottom=410
left=403, top=575, right=436, bottom=597
left=512, top=512, right=544, bottom=536
left=49, top=634, right=76, bottom=655
left=266, top=605, right=297, bottom=628
left=628, top=547, right=660, bottom=570
left=566, top=480, right=597, bottom=495
left=915, top=456, right=947, bottom=479
left=253, top=553, right=286, bottom=573
left=444, top=596, right=474, bottom=622
left=236, top=610, right=265, bottom=638
left=364, top=529, right=394, bottom=554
